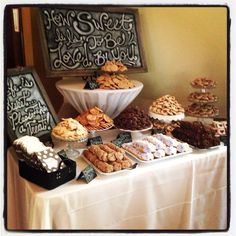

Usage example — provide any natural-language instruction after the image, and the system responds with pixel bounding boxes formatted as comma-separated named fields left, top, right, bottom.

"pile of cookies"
left=96, top=74, right=135, bottom=89
left=96, top=60, right=135, bottom=90
left=185, top=103, right=219, bottom=117
left=75, top=107, right=113, bottom=131
left=52, top=118, right=88, bottom=141
left=83, top=143, right=133, bottom=173
left=188, top=92, right=217, bottom=103
left=191, top=77, right=216, bottom=88
left=114, top=106, right=152, bottom=130
left=149, top=95, right=185, bottom=116
left=101, top=60, right=128, bottom=72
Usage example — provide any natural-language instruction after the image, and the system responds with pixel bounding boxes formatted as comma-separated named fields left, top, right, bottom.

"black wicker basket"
left=18, top=158, right=76, bottom=190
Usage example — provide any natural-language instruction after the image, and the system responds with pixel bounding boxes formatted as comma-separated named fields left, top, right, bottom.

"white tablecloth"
left=7, top=129, right=227, bottom=230
left=56, top=78, right=143, bottom=118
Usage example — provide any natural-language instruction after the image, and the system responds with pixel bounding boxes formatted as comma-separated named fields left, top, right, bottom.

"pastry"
left=83, top=143, right=133, bottom=173
left=153, top=149, right=166, bottom=158
left=165, top=146, right=177, bottom=156
left=122, top=134, right=190, bottom=161
left=83, top=150, right=113, bottom=173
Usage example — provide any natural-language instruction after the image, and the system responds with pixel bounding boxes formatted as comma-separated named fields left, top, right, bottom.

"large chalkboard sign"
left=7, top=67, right=58, bottom=142
left=38, top=6, right=147, bottom=77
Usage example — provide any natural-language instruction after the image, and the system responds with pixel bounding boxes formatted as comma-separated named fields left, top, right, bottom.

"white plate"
left=117, top=124, right=153, bottom=133
left=81, top=154, right=137, bottom=176
left=51, top=132, right=88, bottom=143
left=88, top=124, right=114, bottom=132
left=124, top=147, right=192, bottom=164
left=190, top=142, right=223, bottom=150
left=148, top=111, right=185, bottom=123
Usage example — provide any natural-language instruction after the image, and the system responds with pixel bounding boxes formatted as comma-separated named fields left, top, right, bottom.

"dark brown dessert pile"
left=114, top=107, right=152, bottom=130
left=172, top=121, right=220, bottom=149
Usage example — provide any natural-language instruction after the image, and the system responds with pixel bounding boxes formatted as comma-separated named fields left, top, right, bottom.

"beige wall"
left=25, top=6, right=228, bottom=117
left=129, top=7, right=227, bottom=118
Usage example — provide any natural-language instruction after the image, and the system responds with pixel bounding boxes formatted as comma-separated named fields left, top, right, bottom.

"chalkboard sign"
left=77, top=165, right=97, bottom=183
left=87, top=136, right=103, bottom=146
left=38, top=6, right=147, bottom=77
left=7, top=67, right=58, bottom=142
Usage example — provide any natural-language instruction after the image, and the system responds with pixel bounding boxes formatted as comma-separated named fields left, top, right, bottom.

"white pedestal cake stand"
left=56, top=78, right=143, bottom=119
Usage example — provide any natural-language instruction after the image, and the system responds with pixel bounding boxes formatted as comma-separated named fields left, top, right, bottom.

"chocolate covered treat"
left=114, top=106, right=152, bottom=130
left=172, top=121, right=220, bottom=149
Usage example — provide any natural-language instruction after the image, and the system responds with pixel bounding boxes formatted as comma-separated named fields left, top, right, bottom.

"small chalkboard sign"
left=112, top=132, right=132, bottom=147
left=38, top=6, right=147, bottom=77
left=84, top=78, right=99, bottom=90
left=77, top=165, right=97, bottom=183
left=117, top=132, right=132, bottom=143
left=87, top=136, right=103, bottom=146
left=6, top=67, right=58, bottom=143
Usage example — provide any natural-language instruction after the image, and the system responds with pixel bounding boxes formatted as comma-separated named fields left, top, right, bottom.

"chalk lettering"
left=73, top=12, right=94, bottom=36
left=42, top=8, right=142, bottom=70
left=43, top=9, right=75, bottom=30
left=7, top=73, right=55, bottom=138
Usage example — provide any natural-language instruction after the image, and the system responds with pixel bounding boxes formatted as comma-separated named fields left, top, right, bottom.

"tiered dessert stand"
left=186, top=78, right=219, bottom=124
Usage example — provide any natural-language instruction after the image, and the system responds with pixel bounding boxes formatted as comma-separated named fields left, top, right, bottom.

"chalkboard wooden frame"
left=37, top=6, right=147, bottom=77
left=6, top=67, right=59, bottom=143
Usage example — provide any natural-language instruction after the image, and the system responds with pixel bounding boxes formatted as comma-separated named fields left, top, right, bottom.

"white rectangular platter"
left=81, top=154, right=137, bottom=176
left=123, top=147, right=193, bottom=164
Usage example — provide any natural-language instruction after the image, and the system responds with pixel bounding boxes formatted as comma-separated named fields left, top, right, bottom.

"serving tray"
left=81, top=154, right=137, bottom=176
left=123, top=145, right=192, bottom=164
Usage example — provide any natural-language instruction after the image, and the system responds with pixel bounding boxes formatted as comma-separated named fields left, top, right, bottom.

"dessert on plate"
left=149, top=95, right=185, bottom=122
left=114, top=106, right=152, bottom=131
left=75, top=106, right=113, bottom=131
left=52, top=118, right=88, bottom=141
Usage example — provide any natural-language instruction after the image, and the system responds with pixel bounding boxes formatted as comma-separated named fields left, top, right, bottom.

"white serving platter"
left=123, top=146, right=193, bottom=164
left=81, top=154, right=137, bottom=176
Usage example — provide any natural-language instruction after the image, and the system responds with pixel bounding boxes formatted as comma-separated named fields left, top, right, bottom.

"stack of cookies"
left=75, top=106, right=113, bottom=131
left=96, top=60, right=135, bottom=90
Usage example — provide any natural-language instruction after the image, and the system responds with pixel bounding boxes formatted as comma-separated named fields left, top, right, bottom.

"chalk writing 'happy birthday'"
left=7, top=75, right=52, bottom=136
left=42, top=9, right=141, bottom=70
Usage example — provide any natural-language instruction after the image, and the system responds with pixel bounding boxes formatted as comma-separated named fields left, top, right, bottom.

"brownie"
left=172, top=121, right=220, bottom=149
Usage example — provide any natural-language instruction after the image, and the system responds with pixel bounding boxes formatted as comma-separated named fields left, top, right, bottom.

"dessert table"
left=7, top=129, right=227, bottom=230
